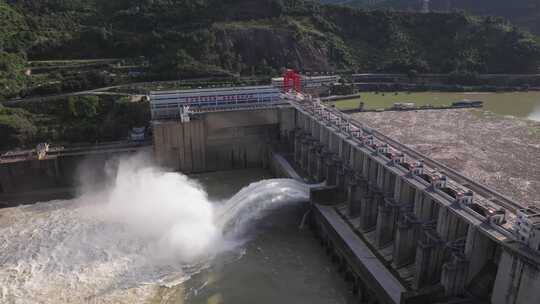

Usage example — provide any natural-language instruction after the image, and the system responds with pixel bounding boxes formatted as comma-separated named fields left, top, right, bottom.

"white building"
left=514, top=206, right=540, bottom=251
left=149, top=85, right=280, bottom=120
left=271, top=75, right=340, bottom=90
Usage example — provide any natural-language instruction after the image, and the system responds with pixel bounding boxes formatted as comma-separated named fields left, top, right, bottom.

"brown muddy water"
left=0, top=166, right=354, bottom=304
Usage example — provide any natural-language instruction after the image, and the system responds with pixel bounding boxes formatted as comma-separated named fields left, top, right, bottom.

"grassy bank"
left=335, top=91, right=540, bottom=119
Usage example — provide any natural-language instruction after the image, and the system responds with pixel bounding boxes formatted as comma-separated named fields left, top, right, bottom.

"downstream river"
left=0, top=167, right=353, bottom=304
left=183, top=169, right=354, bottom=304
left=335, top=91, right=540, bottom=121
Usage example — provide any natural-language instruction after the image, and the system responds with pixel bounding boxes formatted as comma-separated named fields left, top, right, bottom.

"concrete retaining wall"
left=492, top=249, right=540, bottom=304
left=0, top=148, right=150, bottom=205
left=153, top=107, right=296, bottom=173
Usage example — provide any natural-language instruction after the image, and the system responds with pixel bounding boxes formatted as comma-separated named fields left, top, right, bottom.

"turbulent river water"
left=0, top=159, right=353, bottom=304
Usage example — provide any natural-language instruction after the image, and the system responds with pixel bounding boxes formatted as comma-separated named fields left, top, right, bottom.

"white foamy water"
left=0, top=158, right=309, bottom=303
left=529, top=104, right=540, bottom=122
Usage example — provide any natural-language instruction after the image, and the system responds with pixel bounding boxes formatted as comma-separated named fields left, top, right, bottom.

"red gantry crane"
left=282, top=69, right=301, bottom=93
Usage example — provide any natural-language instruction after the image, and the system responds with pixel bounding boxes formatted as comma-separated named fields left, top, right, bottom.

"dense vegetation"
left=0, top=96, right=150, bottom=150
left=1, top=0, right=540, bottom=149
left=320, top=0, right=540, bottom=35
left=0, top=1, right=31, bottom=99
left=2, top=0, right=539, bottom=86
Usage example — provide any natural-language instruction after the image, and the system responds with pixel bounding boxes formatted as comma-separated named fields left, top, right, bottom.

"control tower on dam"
left=149, top=76, right=540, bottom=304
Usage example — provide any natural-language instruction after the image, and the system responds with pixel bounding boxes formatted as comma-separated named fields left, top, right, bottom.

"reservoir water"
left=0, top=159, right=354, bottom=303
left=335, top=91, right=540, bottom=121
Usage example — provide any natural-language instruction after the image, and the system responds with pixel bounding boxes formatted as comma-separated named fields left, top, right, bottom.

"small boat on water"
left=391, top=102, right=416, bottom=110
left=452, top=100, right=483, bottom=108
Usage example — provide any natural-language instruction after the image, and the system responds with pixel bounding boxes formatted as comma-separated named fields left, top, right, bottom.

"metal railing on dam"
left=280, top=94, right=540, bottom=304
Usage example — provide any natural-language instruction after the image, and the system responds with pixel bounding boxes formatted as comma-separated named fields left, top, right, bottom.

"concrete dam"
left=1, top=78, right=539, bottom=303
left=150, top=89, right=540, bottom=304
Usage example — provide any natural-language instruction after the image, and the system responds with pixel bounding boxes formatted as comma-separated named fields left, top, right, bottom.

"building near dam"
left=514, top=206, right=540, bottom=251
left=149, top=73, right=337, bottom=121
left=271, top=74, right=340, bottom=90
left=149, top=85, right=281, bottom=120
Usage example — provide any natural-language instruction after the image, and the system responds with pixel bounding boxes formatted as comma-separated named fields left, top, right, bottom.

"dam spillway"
left=150, top=91, right=540, bottom=304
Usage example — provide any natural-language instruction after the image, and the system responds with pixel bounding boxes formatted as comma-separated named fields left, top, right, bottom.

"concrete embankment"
left=0, top=142, right=151, bottom=206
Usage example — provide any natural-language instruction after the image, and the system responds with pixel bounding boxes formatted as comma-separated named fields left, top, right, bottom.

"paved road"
left=3, top=84, right=147, bottom=106
left=3, top=76, right=265, bottom=106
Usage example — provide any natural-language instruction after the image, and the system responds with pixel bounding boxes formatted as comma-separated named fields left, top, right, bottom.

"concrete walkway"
left=316, top=204, right=406, bottom=304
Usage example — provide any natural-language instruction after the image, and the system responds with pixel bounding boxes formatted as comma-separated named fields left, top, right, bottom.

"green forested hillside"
left=2, top=0, right=540, bottom=92
left=0, top=0, right=539, bottom=149
left=0, top=1, right=32, bottom=98
left=320, top=0, right=540, bottom=35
